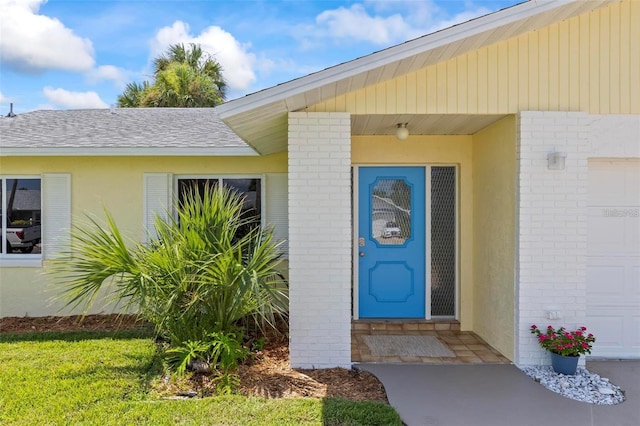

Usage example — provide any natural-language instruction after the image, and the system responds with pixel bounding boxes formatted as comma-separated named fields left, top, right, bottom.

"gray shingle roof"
left=0, top=108, right=256, bottom=156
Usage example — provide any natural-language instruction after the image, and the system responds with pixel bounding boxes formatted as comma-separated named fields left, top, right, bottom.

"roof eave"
left=0, top=147, right=259, bottom=157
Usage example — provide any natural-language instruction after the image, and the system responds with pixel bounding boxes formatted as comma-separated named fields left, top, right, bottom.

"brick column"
left=516, top=111, right=590, bottom=366
left=287, top=112, right=352, bottom=368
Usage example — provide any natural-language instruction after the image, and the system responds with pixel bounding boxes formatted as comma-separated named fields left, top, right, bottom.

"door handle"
left=359, top=252, right=365, bottom=257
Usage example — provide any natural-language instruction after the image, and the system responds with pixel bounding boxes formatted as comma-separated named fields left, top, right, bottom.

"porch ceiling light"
left=395, top=123, right=409, bottom=140
left=547, top=151, right=567, bottom=170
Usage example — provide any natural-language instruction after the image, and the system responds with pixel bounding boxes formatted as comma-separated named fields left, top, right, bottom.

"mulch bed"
left=0, top=314, right=388, bottom=403
left=0, top=314, right=147, bottom=334
left=237, top=337, right=387, bottom=402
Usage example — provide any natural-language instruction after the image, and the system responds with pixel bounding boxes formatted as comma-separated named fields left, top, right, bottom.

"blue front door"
left=358, top=167, right=426, bottom=318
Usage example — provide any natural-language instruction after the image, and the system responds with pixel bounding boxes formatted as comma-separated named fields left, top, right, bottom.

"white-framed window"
left=0, top=174, right=70, bottom=266
left=176, top=175, right=264, bottom=231
left=143, top=173, right=288, bottom=257
left=1, top=177, right=42, bottom=257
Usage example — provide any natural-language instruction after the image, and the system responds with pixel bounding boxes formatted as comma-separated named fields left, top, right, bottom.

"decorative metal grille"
left=431, top=167, right=456, bottom=316
left=371, top=178, right=411, bottom=245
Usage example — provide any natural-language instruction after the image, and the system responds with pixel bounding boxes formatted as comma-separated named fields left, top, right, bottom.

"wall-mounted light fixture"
left=395, top=123, right=409, bottom=140
left=547, top=151, right=567, bottom=170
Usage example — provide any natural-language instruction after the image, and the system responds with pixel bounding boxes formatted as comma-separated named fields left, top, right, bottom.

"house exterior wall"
left=308, top=0, right=639, bottom=116
left=589, top=114, right=640, bottom=158
left=0, top=154, right=286, bottom=317
left=516, top=111, right=591, bottom=366
left=352, top=135, right=475, bottom=329
left=299, top=0, right=638, bottom=366
left=471, top=116, right=517, bottom=361
left=287, top=112, right=352, bottom=368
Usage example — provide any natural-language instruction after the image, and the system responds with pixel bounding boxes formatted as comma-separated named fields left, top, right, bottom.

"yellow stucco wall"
left=471, top=116, right=517, bottom=360
left=0, top=154, right=287, bottom=317
left=352, top=135, right=475, bottom=330
left=309, top=0, right=638, bottom=115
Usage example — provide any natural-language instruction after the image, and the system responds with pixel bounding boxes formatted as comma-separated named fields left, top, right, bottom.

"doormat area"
left=362, top=335, right=455, bottom=357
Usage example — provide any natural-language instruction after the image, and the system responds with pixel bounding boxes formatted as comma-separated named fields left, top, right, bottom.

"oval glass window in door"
left=370, top=178, right=411, bottom=245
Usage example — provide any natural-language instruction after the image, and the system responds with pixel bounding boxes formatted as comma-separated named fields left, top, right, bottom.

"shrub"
left=166, top=330, right=249, bottom=393
left=51, top=184, right=288, bottom=351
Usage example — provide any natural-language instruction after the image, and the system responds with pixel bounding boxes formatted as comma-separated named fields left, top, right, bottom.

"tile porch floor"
left=352, top=320, right=511, bottom=364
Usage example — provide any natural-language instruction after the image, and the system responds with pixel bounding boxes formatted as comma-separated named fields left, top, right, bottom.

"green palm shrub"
left=166, top=330, right=248, bottom=392
left=51, top=184, right=288, bottom=349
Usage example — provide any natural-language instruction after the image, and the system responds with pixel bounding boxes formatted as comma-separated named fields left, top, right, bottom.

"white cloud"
left=86, top=65, right=130, bottom=88
left=315, top=4, right=411, bottom=45
left=0, top=0, right=95, bottom=73
left=425, top=8, right=492, bottom=33
left=364, top=0, right=493, bottom=30
left=43, top=87, right=107, bottom=109
left=255, top=55, right=276, bottom=76
left=0, top=91, right=11, bottom=103
left=300, top=1, right=493, bottom=47
left=151, top=21, right=257, bottom=90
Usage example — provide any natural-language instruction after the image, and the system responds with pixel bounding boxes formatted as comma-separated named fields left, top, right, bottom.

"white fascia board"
left=217, top=0, right=578, bottom=119
left=0, top=146, right=259, bottom=156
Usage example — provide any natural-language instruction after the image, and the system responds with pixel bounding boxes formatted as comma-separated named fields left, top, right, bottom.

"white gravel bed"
left=519, top=365, right=626, bottom=405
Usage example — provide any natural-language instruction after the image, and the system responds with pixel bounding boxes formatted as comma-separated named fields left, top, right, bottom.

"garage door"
left=587, top=159, right=640, bottom=358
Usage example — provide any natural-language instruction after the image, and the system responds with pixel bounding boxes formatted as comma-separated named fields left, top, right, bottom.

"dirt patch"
left=0, top=314, right=146, bottom=334
left=0, top=315, right=387, bottom=403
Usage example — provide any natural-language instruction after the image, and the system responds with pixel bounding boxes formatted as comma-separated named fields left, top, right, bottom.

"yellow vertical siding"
left=426, top=66, right=438, bottom=114
left=416, top=69, right=428, bottom=114
left=467, top=51, right=478, bottom=113
left=538, top=27, right=550, bottom=110
left=609, top=3, right=620, bottom=114
left=619, top=0, right=631, bottom=112
left=309, top=0, right=638, bottom=115
left=630, top=0, right=640, bottom=113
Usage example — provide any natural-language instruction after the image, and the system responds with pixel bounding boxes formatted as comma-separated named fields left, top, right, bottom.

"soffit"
left=352, top=114, right=508, bottom=136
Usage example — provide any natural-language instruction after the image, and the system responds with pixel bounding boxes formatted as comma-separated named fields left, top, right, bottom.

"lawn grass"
left=0, top=330, right=402, bottom=425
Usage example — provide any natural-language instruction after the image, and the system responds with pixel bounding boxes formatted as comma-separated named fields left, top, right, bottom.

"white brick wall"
left=515, top=111, right=590, bottom=366
left=288, top=111, right=352, bottom=369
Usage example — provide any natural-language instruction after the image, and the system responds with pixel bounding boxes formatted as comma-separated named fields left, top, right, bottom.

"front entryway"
left=355, top=166, right=458, bottom=319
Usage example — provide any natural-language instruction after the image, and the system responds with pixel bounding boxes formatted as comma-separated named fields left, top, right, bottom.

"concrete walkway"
left=358, top=361, right=640, bottom=426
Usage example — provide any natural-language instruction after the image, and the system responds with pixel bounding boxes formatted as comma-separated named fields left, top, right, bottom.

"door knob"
left=359, top=252, right=365, bottom=257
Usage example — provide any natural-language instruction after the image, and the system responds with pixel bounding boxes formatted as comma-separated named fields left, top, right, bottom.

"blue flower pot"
left=550, top=352, right=579, bottom=375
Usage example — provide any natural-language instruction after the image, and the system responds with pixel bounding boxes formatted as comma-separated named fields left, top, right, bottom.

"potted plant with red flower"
left=530, top=324, right=596, bottom=375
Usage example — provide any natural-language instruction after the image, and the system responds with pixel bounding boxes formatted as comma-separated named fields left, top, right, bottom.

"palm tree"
left=117, top=81, right=151, bottom=108
left=51, top=184, right=288, bottom=345
left=153, top=43, right=227, bottom=102
left=117, top=43, right=226, bottom=108
left=141, top=62, right=224, bottom=107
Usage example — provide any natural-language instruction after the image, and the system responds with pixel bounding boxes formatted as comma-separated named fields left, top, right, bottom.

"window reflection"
left=176, top=177, right=262, bottom=238
left=2, top=178, right=42, bottom=255
left=371, top=178, right=411, bottom=245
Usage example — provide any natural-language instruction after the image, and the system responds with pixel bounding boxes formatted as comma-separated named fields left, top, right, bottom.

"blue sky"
left=1, top=0, right=519, bottom=114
